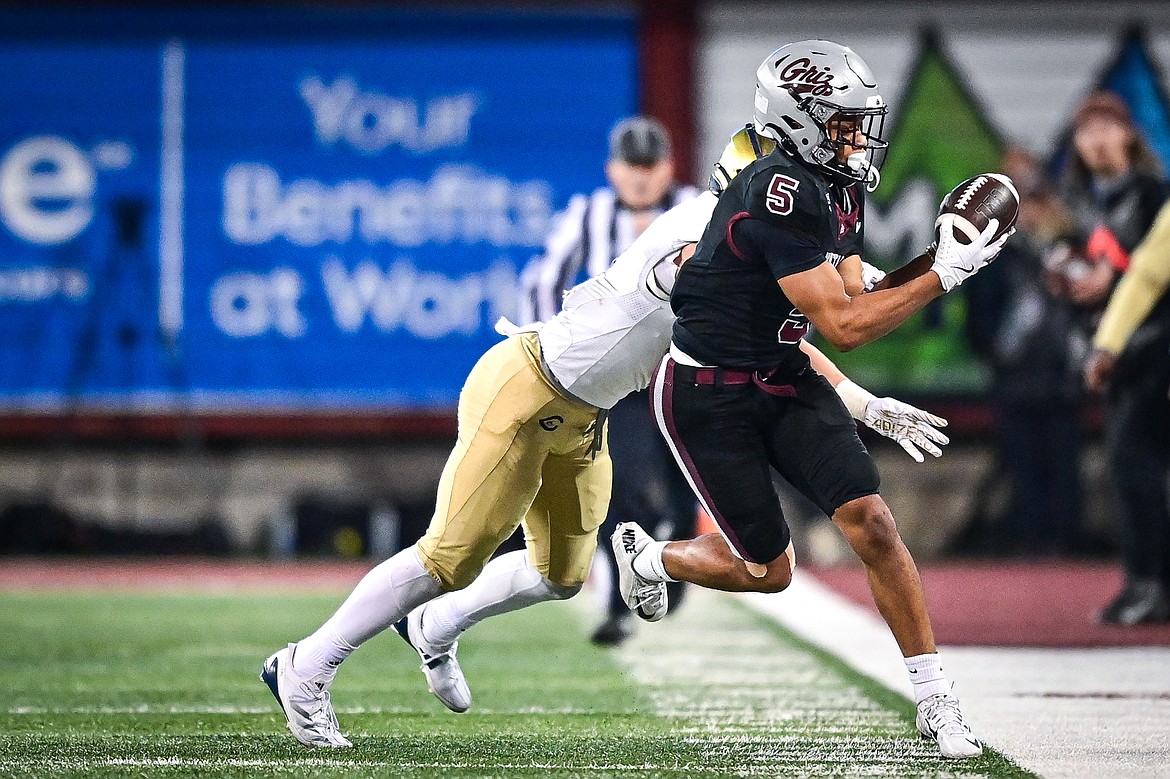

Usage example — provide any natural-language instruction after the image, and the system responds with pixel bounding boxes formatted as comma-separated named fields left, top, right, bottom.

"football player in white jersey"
left=520, top=118, right=704, bottom=647
left=260, top=126, right=948, bottom=749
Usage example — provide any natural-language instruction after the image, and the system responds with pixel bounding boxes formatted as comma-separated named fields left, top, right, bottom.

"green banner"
left=817, top=34, right=1003, bottom=396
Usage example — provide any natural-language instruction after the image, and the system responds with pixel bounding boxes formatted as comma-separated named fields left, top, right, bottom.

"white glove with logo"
left=836, top=379, right=949, bottom=463
left=860, top=261, right=886, bottom=291
left=930, top=215, right=1015, bottom=292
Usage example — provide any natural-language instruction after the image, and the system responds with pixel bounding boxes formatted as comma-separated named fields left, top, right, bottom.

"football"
left=936, top=173, right=1020, bottom=245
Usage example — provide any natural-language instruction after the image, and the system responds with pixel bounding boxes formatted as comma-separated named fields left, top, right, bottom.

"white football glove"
left=930, top=215, right=1015, bottom=292
left=836, top=379, right=950, bottom=463
left=860, top=261, right=886, bottom=291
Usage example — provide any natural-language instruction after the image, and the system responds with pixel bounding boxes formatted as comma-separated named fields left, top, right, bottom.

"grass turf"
left=0, top=584, right=1038, bottom=778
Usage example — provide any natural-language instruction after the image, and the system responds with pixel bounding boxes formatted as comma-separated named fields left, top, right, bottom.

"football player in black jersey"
left=611, top=40, right=1011, bottom=760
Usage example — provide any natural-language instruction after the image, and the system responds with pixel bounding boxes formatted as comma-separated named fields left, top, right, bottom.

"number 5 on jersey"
left=766, top=174, right=800, bottom=216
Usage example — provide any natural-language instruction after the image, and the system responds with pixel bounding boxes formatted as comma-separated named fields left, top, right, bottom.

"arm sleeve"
left=527, top=194, right=588, bottom=321
left=1093, top=200, right=1170, bottom=354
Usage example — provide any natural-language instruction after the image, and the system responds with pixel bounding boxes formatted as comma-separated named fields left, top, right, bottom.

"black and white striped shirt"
left=518, top=183, right=702, bottom=324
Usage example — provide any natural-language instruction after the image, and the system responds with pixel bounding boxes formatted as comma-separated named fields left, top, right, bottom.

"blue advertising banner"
left=0, top=8, right=637, bottom=411
left=0, top=41, right=165, bottom=405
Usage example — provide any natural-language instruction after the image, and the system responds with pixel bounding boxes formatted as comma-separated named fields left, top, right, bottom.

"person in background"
left=1084, top=198, right=1170, bottom=625
left=963, top=147, right=1084, bottom=556
left=519, top=116, right=703, bottom=323
left=1047, top=90, right=1170, bottom=623
left=519, top=116, right=702, bottom=645
left=1049, top=91, right=1166, bottom=311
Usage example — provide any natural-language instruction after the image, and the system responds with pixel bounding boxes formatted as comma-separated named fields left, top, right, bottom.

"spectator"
left=519, top=116, right=702, bottom=645
left=963, top=148, right=1083, bottom=555
left=1048, top=90, right=1170, bottom=623
left=1084, top=199, right=1170, bottom=625
left=1049, top=90, right=1165, bottom=311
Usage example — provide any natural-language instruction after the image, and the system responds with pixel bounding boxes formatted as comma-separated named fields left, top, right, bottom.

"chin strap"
left=846, top=152, right=881, bottom=192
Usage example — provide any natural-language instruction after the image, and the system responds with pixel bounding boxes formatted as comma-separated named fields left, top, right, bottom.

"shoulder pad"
left=743, top=159, right=832, bottom=239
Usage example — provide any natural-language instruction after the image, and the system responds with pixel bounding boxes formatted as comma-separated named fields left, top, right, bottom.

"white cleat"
left=260, top=643, right=352, bottom=749
left=394, top=607, right=472, bottom=713
left=916, top=692, right=983, bottom=759
left=611, top=522, right=668, bottom=622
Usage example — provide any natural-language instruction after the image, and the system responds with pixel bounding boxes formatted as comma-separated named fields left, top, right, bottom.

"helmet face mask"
left=753, top=40, right=888, bottom=189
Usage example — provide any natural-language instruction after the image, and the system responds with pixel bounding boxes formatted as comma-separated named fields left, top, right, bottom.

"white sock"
left=904, top=652, right=951, bottom=703
left=294, top=546, right=443, bottom=681
left=420, top=550, right=579, bottom=648
left=293, top=629, right=356, bottom=683
left=631, top=540, right=675, bottom=582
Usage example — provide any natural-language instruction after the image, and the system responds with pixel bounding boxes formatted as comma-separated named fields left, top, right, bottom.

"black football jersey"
left=671, top=148, right=864, bottom=373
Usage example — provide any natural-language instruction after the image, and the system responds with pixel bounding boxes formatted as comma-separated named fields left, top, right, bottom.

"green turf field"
left=0, top=582, right=1037, bottom=778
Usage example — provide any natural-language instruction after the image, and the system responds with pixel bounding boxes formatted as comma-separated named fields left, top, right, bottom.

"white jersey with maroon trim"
left=502, top=193, right=716, bottom=410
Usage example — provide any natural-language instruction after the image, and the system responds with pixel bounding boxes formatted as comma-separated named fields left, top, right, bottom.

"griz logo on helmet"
left=753, top=41, right=888, bottom=190
left=774, top=56, right=839, bottom=97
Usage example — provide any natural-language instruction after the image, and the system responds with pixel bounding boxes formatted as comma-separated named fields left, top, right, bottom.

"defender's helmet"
left=753, top=40, right=888, bottom=190
left=709, top=124, right=777, bottom=195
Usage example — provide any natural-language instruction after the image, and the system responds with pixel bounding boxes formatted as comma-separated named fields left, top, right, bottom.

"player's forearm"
left=868, top=251, right=934, bottom=291
left=824, top=272, right=943, bottom=351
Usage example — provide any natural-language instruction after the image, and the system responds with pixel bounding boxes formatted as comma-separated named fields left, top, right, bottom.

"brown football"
left=936, top=173, right=1020, bottom=244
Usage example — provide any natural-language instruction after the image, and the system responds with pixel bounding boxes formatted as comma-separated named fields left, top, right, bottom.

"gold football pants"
left=416, top=333, right=611, bottom=590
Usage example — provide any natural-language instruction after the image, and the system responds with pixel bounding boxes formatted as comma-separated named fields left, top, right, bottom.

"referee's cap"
left=609, top=116, right=672, bottom=166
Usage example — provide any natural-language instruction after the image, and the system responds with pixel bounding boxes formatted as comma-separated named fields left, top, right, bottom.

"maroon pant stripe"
left=652, top=357, right=751, bottom=559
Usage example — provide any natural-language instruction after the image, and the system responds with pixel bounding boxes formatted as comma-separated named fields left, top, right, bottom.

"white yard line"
left=4, top=704, right=596, bottom=716
left=0, top=758, right=743, bottom=773
left=738, top=570, right=1170, bottom=779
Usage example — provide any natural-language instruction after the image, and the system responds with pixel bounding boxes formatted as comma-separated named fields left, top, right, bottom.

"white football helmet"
left=753, top=40, right=888, bottom=190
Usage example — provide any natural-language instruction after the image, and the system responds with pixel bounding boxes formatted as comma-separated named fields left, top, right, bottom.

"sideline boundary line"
left=736, top=570, right=910, bottom=697
left=733, top=570, right=1170, bottom=779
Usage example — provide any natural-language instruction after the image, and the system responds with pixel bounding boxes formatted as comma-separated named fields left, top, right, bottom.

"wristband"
left=835, top=378, right=876, bottom=421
